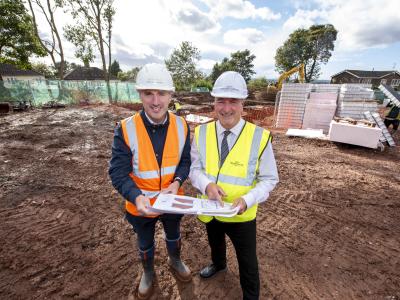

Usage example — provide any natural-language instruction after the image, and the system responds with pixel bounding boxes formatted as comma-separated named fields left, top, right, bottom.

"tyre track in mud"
left=1, top=107, right=399, bottom=299
left=0, top=108, right=130, bottom=299
left=256, top=135, right=400, bottom=299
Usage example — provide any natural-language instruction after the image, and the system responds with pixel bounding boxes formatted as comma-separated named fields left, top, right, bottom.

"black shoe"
left=199, top=264, right=227, bottom=278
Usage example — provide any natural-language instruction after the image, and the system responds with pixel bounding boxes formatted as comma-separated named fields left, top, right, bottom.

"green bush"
left=191, top=78, right=213, bottom=92
left=248, top=77, right=269, bottom=91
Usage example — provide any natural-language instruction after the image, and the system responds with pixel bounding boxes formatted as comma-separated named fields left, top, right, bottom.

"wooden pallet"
left=332, top=116, right=376, bottom=127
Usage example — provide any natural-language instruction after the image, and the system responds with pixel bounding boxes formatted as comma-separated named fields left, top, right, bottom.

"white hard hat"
left=135, top=63, right=175, bottom=91
left=211, top=71, right=248, bottom=99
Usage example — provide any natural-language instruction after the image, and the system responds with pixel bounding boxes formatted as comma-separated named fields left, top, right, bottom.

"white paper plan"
left=150, top=194, right=239, bottom=217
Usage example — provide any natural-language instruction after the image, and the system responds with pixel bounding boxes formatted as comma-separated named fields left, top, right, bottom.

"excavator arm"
left=277, top=63, right=305, bottom=90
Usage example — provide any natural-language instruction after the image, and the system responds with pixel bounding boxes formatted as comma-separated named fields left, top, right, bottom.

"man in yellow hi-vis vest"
left=189, top=71, right=279, bottom=300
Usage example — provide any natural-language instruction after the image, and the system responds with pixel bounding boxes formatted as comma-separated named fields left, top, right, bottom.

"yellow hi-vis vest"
left=175, top=102, right=182, bottom=110
left=194, top=121, right=271, bottom=223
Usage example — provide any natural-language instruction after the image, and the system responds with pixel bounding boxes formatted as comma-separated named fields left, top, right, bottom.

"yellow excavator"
left=276, top=63, right=305, bottom=90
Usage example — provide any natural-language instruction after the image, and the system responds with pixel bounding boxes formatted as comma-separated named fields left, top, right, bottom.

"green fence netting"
left=0, top=80, right=140, bottom=107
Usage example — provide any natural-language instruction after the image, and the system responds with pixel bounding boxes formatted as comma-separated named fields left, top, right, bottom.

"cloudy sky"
left=34, top=0, right=400, bottom=79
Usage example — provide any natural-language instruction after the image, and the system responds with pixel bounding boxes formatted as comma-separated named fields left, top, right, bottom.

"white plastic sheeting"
left=286, top=128, right=327, bottom=139
left=184, top=113, right=213, bottom=124
left=302, top=92, right=337, bottom=133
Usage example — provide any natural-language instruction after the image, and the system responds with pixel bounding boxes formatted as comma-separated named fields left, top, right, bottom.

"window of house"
left=381, top=79, right=387, bottom=85
left=361, top=78, right=371, bottom=84
left=391, top=79, right=400, bottom=87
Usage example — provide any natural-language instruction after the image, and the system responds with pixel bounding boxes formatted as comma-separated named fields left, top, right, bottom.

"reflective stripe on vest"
left=121, top=112, right=187, bottom=216
left=195, top=121, right=270, bottom=223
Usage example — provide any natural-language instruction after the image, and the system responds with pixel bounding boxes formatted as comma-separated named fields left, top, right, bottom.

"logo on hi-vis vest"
left=230, top=161, right=244, bottom=167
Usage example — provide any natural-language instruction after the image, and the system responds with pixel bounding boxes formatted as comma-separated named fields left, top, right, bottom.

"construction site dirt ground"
left=1, top=105, right=399, bottom=300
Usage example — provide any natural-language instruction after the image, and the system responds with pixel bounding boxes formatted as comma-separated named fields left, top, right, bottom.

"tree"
left=209, top=49, right=256, bottom=83
left=230, top=50, right=256, bottom=82
left=117, top=66, right=140, bottom=81
left=0, top=0, right=46, bottom=68
left=31, top=62, right=55, bottom=78
left=275, top=24, right=337, bottom=82
left=165, top=41, right=202, bottom=91
left=54, top=60, right=82, bottom=78
left=64, top=0, right=115, bottom=102
left=64, top=25, right=95, bottom=67
left=191, top=78, right=213, bottom=91
left=248, top=77, right=269, bottom=91
left=209, top=58, right=234, bottom=84
left=27, top=0, right=66, bottom=79
left=110, top=59, right=121, bottom=77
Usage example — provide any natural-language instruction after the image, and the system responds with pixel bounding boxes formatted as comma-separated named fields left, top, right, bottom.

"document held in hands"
left=150, top=194, right=239, bottom=217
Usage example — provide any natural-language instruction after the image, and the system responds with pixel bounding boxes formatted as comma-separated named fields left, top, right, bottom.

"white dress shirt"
left=189, top=118, right=279, bottom=209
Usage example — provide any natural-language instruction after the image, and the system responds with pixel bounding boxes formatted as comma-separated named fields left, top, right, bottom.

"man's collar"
left=216, top=118, right=245, bottom=136
left=142, top=111, right=168, bottom=125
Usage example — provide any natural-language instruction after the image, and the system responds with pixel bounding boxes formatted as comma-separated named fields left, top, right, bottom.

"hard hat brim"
left=211, top=91, right=247, bottom=99
left=135, top=84, right=175, bottom=92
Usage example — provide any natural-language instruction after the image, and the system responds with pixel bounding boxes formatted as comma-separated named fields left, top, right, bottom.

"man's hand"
left=161, top=180, right=180, bottom=195
left=135, top=195, right=159, bottom=217
left=231, top=197, right=247, bottom=215
left=205, top=183, right=226, bottom=207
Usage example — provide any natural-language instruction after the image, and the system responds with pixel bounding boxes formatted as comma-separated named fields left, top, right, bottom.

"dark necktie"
left=220, top=130, right=231, bottom=167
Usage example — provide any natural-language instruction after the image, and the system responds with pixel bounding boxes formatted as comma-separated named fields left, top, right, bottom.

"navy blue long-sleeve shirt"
left=109, top=111, right=191, bottom=205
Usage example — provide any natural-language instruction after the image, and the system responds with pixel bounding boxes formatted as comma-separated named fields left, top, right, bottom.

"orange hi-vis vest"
left=120, top=112, right=188, bottom=217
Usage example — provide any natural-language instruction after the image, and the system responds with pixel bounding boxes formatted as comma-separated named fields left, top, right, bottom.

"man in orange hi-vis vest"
left=109, top=63, right=191, bottom=299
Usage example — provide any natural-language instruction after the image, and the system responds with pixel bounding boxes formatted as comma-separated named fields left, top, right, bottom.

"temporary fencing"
left=0, top=79, right=140, bottom=107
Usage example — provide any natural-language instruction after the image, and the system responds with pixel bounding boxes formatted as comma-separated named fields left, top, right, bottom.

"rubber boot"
left=138, top=247, right=155, bottom=300
left=166, top=238, right=192, bottom=282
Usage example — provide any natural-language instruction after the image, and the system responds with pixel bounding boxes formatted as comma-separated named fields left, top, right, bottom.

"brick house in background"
left=0, top=63, right=45, bottom=82
left=64, top=66, right=118, bottom=81
left=330, top=70, right=400, bottom=87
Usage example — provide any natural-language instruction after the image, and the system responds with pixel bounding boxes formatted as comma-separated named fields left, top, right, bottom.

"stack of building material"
left=336, top=84, right=378, bottom=119
left=363, top=111, right=396, bottom=147
left=329, top=119, right=382, bottom=149
left=302, top=92, right=337, bottom=133
left=379, top=84, right=400, bottom=107
left=276, top=83, right=310, bottom=128
left=311, top=84, right=341, bottom=93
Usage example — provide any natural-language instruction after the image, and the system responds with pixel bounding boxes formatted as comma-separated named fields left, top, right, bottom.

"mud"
left=0, top=105, right=399, bottom=299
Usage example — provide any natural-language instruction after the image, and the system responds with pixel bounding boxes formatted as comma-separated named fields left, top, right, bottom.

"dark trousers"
left=126, top=212, right=183, bottom=252
left=384, top=118, right=399, bottom=131
left=206, top=218, right=259, bottom=300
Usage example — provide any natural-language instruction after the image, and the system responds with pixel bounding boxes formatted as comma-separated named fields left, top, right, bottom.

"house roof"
left=0, top=63, right=44, bottom=78
left=331, top=69, right=400, bottom=79
left=64, top=66, right=118, bottom=80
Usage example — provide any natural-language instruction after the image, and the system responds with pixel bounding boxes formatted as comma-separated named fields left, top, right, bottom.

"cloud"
left=201, top=0, right=281, bottom=21
left=174, top=4, right=219, bottom=31
left=112, top=34, right=174, bottom=70
left=223, top=28, right=264, bottom=46
left=30, top=0, right=400, bottom=80
left=115, top=49, right=163, bottom=70
left=198, top=59, right=217, bottom=72
left=283, top=9, right=323, bottom=31
left=284, top=0, right=400, bottom=50
left=327, top=1, right=400, bottom=49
